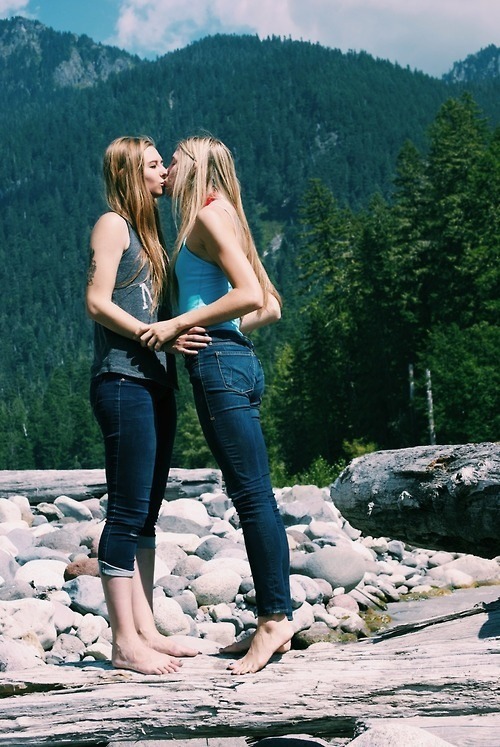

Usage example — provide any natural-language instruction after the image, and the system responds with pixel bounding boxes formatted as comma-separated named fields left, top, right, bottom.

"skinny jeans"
left=90, top=373, right=176, bottom=577
left=184, top=330, right=292, bottom=619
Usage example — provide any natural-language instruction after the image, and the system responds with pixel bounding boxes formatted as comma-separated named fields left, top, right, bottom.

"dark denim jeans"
left=90, top=373, right=176, bottom=577
left=185, top=330, right=292, bottom=619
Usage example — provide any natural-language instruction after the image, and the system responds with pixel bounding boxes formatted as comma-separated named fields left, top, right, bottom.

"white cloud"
left=0, top=0, right=30, bottom=16
left=107, top=0, right=500, bottom=75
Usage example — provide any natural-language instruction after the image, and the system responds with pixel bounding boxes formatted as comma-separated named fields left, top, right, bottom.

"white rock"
left=85, top=636, right=112, bottom=662
left=0, top=638, right=46, bottom=671
left=153, top=556, right=171, bottom=582
left=0, top=598, right=57, bottom=650
left=337, top=609, right=370, bottom=636
left=290, top=575, right=322, bottom=605
left=289, top=576, right=308, bottom=608
left=364, top=536, right=389, bottom=554
left=312, top=604, right=340, bottom=629
left=63, top=576, right=108, bottom=619
left=48, top=633, right=85, bottom=664
left=0, top=536, right=19, bottom=557
left=410, top=584, right=433, bottom=594
left=153, top=596, right=191, bottom=636
left=161, top=498, right=211, bottom=527
left=428, top=551, right=457, bottom=568
left=190, top=569, right=242, bottom=606
left=31, top=522, right=59, bottom=539
left=202, top=557, right=251, bottom=578
left=427, top=567, right=475, bottom=589
left=8, top=495, right=33, bottom=525
left=54, top=496, right=94, bottom=521
left=35, top=503, right=65, bottom=521
left=435, top=554, right=500, bottom=584
left=52, top=601, right=78, bottom=634
left=160, top=532, right=202, bottom=553
left=0, top=498, right=22, bottom=523
left=48, top=590, right=72, bottom=606
left=210, top=519, right=239, bottom=538
left=197, top=621, right=235, bottom=646
left=76, top=613, right=107, bottom=645
left=15, top=559, right=67, bottom=590
left=348, top=723, right=456, bottom=746
left=291, top=601, right=315, bottom=633
left=0, top=521, right=30, bottom=536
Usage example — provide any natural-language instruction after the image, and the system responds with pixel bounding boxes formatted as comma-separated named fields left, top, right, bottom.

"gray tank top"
left=91, top=220, right=176, bottom=388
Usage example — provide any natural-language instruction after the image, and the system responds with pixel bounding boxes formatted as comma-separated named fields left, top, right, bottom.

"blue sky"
left=1, top=0, right=498, bottom=77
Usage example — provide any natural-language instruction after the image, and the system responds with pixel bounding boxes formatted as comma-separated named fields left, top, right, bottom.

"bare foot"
left=112, top=638, right=183, bottom=675
left=139, top=630, right=198, bottom=658
left=220, top=630, right=290, bottom=655
left=227, top=617, right=294, bottom=675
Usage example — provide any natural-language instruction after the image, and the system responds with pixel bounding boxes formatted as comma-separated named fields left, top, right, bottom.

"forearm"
left=172, top=289, right=262, bottom=336
left=240, top=294, right=281, bottom=334
left=86, top=299, right=146, bottom=339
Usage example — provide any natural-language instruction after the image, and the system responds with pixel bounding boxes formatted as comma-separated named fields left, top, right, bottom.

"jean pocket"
left=215, top=350, right=256, bottom=393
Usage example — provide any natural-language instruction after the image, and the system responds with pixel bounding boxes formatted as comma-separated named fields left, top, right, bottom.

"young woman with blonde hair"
left=141, top=135, right=293, bottom=674
left=86, top=135, right=206, bottom=674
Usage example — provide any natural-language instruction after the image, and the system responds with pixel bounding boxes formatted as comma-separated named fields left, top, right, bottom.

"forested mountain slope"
left=0, top=18, right=498, bottom=471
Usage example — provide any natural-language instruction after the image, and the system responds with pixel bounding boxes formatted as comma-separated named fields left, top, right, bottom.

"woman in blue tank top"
left=86, top=136, right=205, bottom=675
left=140, top=135, right=293, bottom=674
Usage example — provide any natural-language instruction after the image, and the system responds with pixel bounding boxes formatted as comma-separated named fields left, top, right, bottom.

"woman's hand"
left=140, top=322, right=211, bottom=353
left=165, top=327, right=211, bottom=356
left=139, top=320, right=180, bottom=350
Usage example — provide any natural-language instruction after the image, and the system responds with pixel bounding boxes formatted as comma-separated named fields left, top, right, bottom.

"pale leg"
left=133, top=547, right=197, bottom=657
left=101, top=574, right=182, bottom=675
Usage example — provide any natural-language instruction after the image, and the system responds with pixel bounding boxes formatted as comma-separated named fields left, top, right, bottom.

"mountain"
left=0, top=16, right=139, bottom=112
left=443, top=44, right=500, bottom=83
left=0, top=18, right=499, bottom=469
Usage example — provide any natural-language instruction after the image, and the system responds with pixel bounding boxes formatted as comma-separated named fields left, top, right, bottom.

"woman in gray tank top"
left=86, top=136, right=207, bottom=675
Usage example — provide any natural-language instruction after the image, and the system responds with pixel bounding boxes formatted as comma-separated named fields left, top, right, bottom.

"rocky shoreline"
left=1, top=470, right=499, bottom=674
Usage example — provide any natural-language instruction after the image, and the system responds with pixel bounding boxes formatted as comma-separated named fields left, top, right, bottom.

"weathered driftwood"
left=0, top=468, right=222, bottom=505
left=331, top=442, right=500, bottom=557
left=0, top=600, right=498, bottom=747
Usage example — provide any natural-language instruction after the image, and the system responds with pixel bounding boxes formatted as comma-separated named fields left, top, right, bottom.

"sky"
left=0, top=0, right=498, bottom=77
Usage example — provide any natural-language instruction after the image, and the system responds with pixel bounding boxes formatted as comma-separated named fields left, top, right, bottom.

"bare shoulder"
left=196, top=199, right=237, bottom=235
left=91, top=212, right=130, bottom=250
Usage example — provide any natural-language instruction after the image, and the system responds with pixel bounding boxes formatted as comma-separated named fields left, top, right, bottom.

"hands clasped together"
left=139, top=323, right=211, bottom=356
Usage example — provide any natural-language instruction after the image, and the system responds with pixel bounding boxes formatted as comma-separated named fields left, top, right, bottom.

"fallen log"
left=0, top=600, right=498, bottom=746
left=0, top=468, right=222, bottom=505
left=330, top=442, right=500, bottom=557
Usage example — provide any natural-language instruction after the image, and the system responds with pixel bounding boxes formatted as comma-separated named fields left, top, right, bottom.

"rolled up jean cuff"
left=99, top=559, right=135, bottom=578
left=137, top=536, right=156, bottom=550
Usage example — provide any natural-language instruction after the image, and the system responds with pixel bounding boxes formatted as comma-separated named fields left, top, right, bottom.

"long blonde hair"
left=103, top=136, right=167, bottom=309
left=170, top=135, right=280, bottom=305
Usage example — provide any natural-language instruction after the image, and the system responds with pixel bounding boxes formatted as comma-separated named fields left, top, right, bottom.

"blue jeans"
left=185, top=330, right=292, bottom=619
left=90, top=374, right=176, bottom=577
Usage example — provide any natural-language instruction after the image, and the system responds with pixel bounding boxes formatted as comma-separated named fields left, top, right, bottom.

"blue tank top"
left=91, top=220, right=177, bottom=387
left=174, top=242, right=242, bottom=334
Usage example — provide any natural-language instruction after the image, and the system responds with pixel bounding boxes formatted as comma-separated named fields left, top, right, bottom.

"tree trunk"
left=0, top=598, right=498, bottom=746
left=0, top=468, right=222, bottom=505
left=330, top=442, right=500, bottom=556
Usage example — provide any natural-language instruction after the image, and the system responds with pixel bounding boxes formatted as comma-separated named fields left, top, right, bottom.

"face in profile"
left=143, top=145, right=167, bottom=197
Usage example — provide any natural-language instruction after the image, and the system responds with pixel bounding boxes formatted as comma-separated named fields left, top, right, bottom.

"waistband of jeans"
left=208, top=328, right=254, bottom=349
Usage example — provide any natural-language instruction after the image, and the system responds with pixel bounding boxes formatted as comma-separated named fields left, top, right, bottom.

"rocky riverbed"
left=0, top=472, right=499, bottom=674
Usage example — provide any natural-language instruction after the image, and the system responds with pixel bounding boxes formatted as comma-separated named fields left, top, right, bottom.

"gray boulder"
left=290, top=546, right=366, bottom=592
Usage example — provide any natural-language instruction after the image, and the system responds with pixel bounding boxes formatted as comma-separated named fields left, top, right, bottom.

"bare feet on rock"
left=139, top=630, right=198, bottom=658
left=112, top=638, right=182, bottom=675
left=223, top=615, right=294, bottom=675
